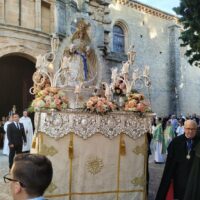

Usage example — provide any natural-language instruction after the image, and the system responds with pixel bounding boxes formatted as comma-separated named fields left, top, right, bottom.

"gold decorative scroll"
left=132, top=143, right=146, bottom=155
left=46, top=182, right=58, bottom=193
left=45, top=189, right=144, bottom=198
left=86, top=156, right=104, bottom=175
left=131, top=175, right=145, bottom=187
left=39, top=144, right=58, bottom=156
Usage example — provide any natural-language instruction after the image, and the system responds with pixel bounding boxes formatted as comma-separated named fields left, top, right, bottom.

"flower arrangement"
left=124, top=93, right=150, bottom=112
left=86, top=96, right=117, bottom=114
left=30, top=87, right=68, bottom=112
left=113, top=76, right=126, bottom=96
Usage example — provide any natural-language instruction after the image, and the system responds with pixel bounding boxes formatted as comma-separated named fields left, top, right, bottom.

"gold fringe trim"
left=38, top=132, right=44, bottom=153
left=45, top=189, right=144, bottom=198
left=31, top=134, right=37, bottom=149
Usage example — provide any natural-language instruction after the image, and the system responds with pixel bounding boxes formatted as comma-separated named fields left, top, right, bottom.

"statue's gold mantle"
left=36, top=110, right=153, bottom=140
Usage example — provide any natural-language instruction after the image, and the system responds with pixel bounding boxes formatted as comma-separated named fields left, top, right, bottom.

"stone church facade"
left=0, top=0, right=199, bottom=116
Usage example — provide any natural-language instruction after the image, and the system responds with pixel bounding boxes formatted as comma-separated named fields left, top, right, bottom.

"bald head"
left=184, top=119, right=197, bottom=139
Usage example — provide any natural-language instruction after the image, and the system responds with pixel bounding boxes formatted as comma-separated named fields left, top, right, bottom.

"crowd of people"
left=0, top=110, right=33, bottom=169
left=151, top=114, right=199, bottom=164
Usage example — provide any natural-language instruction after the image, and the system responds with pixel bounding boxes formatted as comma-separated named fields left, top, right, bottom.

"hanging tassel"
left=38, top=132, right=44, bottom=154
left=69, top=134, right=74, bottom=159
left=32, top=135, right=37, bottom=149
left=120, top=134, right=126, bottom=156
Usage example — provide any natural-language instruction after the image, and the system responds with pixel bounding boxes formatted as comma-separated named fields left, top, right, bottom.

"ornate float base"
left=32, top=111, right=152, bottom=200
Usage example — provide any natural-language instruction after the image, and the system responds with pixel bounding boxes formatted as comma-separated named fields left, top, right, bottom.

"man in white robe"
left=19, top=111, right=33, bottom=152
left=3, top=116, right=13, bottom=156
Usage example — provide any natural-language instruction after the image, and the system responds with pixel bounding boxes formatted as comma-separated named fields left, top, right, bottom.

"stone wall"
left=0, top=0, right=55, bottom=63
left=0, top=23, right=50, bottom=60
left=106, top=0, right=200, bottom=116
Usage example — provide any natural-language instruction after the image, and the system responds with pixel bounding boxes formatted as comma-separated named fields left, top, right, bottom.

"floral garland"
left=113, top=76, right=126, bottom=96
left=30, top=87, right=68, bottom=112
left=86, top=96, right=117, bottom=114
left=124, top=93, right=150, bottom=112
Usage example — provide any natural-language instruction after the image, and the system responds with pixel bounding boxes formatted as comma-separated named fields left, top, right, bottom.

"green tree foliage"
left=173, top=0, right=200, bottom=66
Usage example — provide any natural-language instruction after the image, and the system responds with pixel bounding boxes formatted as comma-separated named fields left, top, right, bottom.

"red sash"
left=166, top=180, right=174, bottom=200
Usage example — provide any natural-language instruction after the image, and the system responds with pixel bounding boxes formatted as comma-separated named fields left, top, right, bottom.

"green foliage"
left=173, top=0, right=200, bottom=66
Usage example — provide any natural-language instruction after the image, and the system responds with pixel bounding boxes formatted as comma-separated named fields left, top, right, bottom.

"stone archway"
left=0, top=54, right=35, bottom=117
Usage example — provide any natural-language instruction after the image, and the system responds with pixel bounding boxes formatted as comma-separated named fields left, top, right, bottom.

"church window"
left=113, top=25, right=125, bottom=53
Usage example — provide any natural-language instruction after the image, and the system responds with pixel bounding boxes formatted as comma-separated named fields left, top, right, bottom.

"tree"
left=173, top=0, right=200, bottom=66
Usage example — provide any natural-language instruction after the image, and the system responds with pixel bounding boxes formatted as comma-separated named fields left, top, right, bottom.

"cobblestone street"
left=0, top=151, right=164, bottom=200
left=0, top=151, right=11, bottom=200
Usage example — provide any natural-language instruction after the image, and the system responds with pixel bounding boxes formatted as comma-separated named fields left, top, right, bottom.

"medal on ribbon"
left=186, top=139, right=193, bottom=160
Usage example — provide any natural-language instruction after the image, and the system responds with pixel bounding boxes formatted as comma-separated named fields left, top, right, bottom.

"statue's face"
left=70, top=44, right=76, bottom=53
left=85, top=46, right=90, bottom=53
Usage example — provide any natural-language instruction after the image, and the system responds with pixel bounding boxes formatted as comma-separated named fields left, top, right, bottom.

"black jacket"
left=183, top=141, right=200, bottom=200
left=7, top=122, right=26, bottom=146
left=155, top=134, right=199, bottom=200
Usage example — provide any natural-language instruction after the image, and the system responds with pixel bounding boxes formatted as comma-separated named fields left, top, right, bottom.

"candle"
left=36, top=55, right=43, bottom=69
left=122, top=61, right=130, bottom=74
left=48, top=63, right=54, bottom=73
left=74, top=83, right=83, bottom=94
left=105, top=85, right=111, bottom=99
left=111, top=68, right=118, bottom=81
left=132, top=71, right=137, bottom=81
left=74, top=85, right=81, bottom=94
left=143, top=65, right=150, bottom=77
left=61, top=56, right=69, bottom=69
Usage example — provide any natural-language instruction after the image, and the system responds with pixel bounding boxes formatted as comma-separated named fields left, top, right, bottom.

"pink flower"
left=86, top=100, right=94, bottom=108
left=54, top=98, right=61, bottom=105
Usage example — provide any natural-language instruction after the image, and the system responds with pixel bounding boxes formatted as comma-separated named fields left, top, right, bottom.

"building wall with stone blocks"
left=107, top=1, right=200, bottom=116
left=108, top=2, right=177, bottom=116
left=0, top=0, right=55, bottom=62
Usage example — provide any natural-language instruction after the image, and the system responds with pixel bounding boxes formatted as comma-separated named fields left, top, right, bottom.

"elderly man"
left=3, top=153, right=53, bottom=200
left=155, top=119, right=199, bottom=200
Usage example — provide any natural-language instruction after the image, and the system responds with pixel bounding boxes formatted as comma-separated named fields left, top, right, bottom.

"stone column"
left=35, top=0, right=41, bottom=31
left=0, top=0, right=5, bottom=23
left=169, top=24, right=181, bottom=115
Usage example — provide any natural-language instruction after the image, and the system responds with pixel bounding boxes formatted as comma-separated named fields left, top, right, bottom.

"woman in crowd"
left=153, top=117, right=166, bottom=163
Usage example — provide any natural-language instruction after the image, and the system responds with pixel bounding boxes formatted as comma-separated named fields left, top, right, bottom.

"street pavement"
left=0, top=151, right=11, bottom=200
left=148, top=155, right=164, bottom=200
left=0, top=151, right=164, bottom=200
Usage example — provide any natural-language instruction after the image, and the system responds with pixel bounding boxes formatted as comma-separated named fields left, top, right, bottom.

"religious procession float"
left=30, top=18, right=153, bottom=200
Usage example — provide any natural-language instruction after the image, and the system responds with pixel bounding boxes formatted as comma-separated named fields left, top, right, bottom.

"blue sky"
left=138, top=0, right=181, bottom=15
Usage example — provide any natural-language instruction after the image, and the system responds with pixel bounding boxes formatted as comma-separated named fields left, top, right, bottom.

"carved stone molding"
left=114, top=0, right=178, bottom=22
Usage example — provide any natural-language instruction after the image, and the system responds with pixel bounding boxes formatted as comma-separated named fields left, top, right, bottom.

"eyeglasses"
left=185, top=128, right=197, bottom=131
left=3, top=173, right=25, bottom=187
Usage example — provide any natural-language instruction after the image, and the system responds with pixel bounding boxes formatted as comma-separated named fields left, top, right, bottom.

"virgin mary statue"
left=62, top=19, right=97, bottom=86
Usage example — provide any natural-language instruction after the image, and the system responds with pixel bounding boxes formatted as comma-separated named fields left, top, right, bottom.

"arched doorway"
left=0, top=55, right=35, bottom=117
